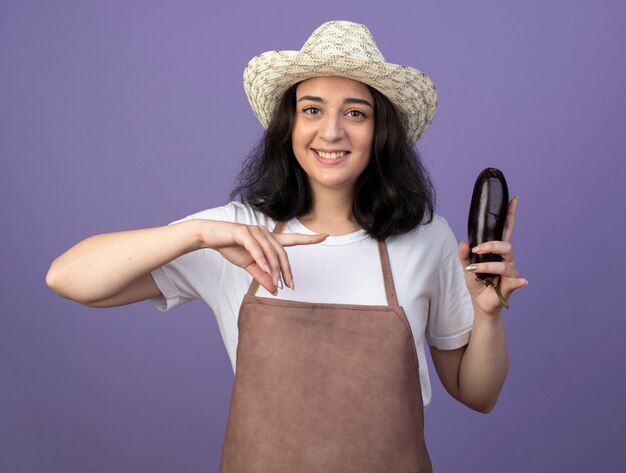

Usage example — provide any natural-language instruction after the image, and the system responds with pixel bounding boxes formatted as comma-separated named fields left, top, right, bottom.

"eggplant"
left=467, top=167, right=510, bottom=309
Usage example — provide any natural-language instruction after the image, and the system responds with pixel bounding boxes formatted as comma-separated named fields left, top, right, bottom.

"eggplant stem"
left=481, top=275, right=510, bottom=310
left=493, top=276, right=510, bottom=310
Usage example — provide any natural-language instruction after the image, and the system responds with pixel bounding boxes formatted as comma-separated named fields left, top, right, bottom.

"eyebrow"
left=297, top=95, right=373, bottom=109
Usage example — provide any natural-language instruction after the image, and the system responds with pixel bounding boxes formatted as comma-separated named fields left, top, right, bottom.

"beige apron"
left=219, top=221, right=433, bottom=472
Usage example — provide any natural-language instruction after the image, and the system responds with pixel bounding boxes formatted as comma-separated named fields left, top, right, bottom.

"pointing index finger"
left=275, top=233, right=329, bottom=247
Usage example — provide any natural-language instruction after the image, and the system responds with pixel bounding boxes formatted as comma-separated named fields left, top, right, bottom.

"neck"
left=299, top=184, right=361, bottom=236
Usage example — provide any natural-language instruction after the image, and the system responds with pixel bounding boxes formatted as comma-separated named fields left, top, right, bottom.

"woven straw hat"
left=243, top=20, right=437, bottom=144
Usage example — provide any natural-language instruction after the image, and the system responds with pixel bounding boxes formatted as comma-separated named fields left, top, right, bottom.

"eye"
left=347, top=109, right=366, bottom=119
left=303, top=106, right=321, bottom=116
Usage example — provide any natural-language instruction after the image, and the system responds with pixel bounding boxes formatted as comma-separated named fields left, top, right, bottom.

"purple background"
left=2, top=0, right=625, bottom=471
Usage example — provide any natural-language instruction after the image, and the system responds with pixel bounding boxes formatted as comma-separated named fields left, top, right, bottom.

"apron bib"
left=219, top=221, right=432, bottom=472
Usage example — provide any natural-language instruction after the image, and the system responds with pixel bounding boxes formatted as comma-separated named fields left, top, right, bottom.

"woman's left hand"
left=458, top=196, right=528, bottom=316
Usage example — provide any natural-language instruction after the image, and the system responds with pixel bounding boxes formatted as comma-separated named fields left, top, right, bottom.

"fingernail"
left=278, top=279, right=283, bottom=290
left=471, top=246, right=480, bottom=253
left=465, top=264, right=477, bottom=271
left=272, top=289, right=278, bottom=296
left=515, top=195, right=519, bottom=201
left=291, top=281, right=295, bottom=291
left=264, top=264, right=271, bottom=275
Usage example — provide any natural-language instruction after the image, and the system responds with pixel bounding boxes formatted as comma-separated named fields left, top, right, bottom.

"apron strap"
left=376, top=239, right=399, bottom=306
left=245, top=220, right=400, bottom=307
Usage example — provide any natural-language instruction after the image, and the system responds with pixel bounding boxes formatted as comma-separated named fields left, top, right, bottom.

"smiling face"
left=291, top=76, right=375, bottom=196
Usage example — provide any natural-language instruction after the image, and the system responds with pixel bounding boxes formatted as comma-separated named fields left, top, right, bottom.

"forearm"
left=46, top=220, right=203, bottom=304
left=458, top=307, right=509, bottom=413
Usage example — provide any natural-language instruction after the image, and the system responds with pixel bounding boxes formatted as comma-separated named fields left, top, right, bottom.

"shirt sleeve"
left=149, top=205, right=232, bottom=312
left=425, top=219, right=474, bottom=349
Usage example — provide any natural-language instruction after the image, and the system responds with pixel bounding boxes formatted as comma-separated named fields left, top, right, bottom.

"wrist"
left=473, top=303, right=504, bottom=326
left=191, top=218, right=232, bottom=251
left=187, top=219, right=208, bottom=251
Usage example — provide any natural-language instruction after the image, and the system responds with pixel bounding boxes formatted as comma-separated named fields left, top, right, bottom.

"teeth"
left=316, top=150, right=347, bottom=160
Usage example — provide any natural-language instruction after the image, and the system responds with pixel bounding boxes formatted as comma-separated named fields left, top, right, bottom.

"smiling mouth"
left=313, top=149, right=349, bottom=160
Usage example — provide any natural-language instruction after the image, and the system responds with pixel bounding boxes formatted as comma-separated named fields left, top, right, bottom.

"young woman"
left=47, top=21, right=526, bottom=472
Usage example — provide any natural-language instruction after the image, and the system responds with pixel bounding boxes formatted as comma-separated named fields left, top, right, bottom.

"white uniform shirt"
left=150, top=201, right=473, bottom=410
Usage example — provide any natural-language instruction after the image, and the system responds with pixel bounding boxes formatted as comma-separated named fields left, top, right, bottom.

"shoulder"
left=183, top=201, right=277, bottom=228
left=390, top=213, right=454, bottom=248
left=386, top=213, right=460, bottom=274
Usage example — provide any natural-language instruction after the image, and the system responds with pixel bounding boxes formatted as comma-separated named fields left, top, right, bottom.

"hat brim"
left=244, top=50, right=438, bottom=144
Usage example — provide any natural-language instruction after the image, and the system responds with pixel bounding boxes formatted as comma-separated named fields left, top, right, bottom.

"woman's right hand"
left=199, top=221, right=327, bottom=295
left=46, top=218, right=327, bottom=308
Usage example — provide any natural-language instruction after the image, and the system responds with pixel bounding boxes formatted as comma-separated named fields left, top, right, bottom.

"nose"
left=319, top=113, right=345, bottom=142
